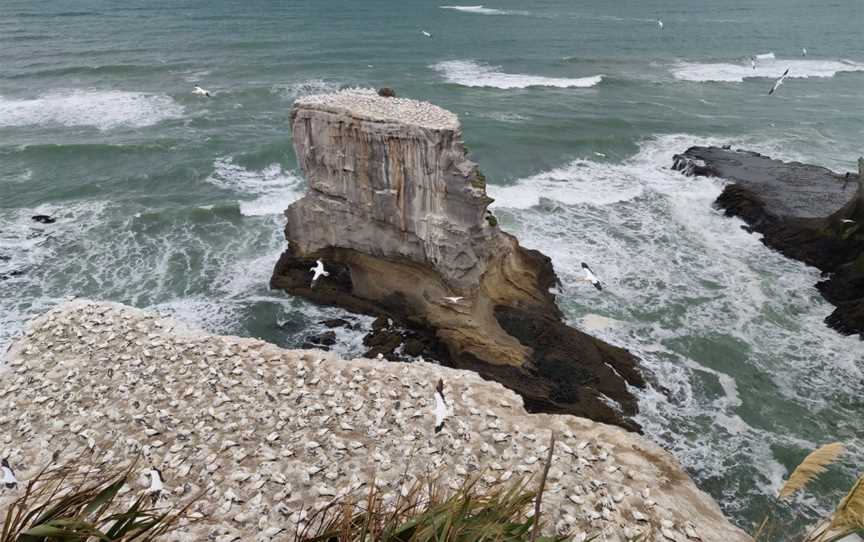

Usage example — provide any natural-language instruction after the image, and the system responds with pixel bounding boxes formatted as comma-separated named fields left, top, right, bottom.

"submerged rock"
left=673, top=147, right=864, bottom=337
left=31, top=214, right=55, bottom=224
left=0, top=301, right=752, bottom=542
left=271, top=89, right=645, bottom=430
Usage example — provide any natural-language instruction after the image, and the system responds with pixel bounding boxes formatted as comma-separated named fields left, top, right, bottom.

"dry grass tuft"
left=779, top=442, right=845, bottom=500
left=828, top=476, right=864, bottom=533
left=1, top=455, right=202, bottom=542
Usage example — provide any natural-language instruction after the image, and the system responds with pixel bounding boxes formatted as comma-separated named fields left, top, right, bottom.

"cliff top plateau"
left=0, top=300, right=751, bottom=542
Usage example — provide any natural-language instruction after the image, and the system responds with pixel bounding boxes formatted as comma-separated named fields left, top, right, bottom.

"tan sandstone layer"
left=0, top=301, right=750, bottom=542
left=271, top=89, right=645, bottom=431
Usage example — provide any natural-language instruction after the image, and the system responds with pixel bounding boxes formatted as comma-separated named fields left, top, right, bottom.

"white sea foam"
left=206, top=157, right=305, bottom=216
left=494, top=134, right=863, bottom=518
left=489, top=159, right=643, bottom=209
left=755, top=52, right=775, bottom=60
left=439, top=5, right=523, bottom=15
left=272, top=79, right=340, bottom=100
left=672, top=57, right=864, bottom=82
left=0, top=90, right=183, bottom=130
left=432, top=60, right=603, bottom=89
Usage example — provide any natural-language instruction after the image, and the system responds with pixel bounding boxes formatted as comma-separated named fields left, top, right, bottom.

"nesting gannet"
left=421, top=30, right=432, bottom=38
left=657, top=20, right=663, bottom=29
left=376, top=353, right=384, bottom=360
left=768, top=68, right=790, bottom=95
left=433, top=379, right=452, bottom=433
left=2, top=458, right=17, bottom=489
left=146, top=467, right=164, bottom=502
left=309, top=259, right=329, bottom=287
left=444, top=296, right=464, bottom=304
left=579, top=262, right=602, bottom=291
left=192, top=85, right=211, bottom=97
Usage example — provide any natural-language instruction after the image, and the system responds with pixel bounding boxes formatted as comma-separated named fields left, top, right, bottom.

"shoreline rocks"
left=0, top=301, right=752, bottom=542
left=271, top=90, right=645, bottom=431
left=673, top=147, right=864, bottom=337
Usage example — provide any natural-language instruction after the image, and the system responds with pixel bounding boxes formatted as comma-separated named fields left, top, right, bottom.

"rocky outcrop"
left=0, top=301, right=752, bottom=542
left=673, top=147, right=864, bottom=337
left=271, top=90, right=644, bottom=431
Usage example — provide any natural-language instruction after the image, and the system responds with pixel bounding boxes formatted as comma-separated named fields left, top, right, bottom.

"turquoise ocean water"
left=2, top=0, right=863, bottom=534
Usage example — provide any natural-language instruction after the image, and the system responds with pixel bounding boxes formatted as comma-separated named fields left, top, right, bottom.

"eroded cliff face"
left=272, top=90, right=645, bottom=431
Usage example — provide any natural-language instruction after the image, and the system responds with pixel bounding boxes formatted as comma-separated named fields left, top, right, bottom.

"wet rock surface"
left=0, top=301, right=751, bottom=542
left=673, top=147, right=864, bottom=337
left=271, top=90, right=644, bottom=430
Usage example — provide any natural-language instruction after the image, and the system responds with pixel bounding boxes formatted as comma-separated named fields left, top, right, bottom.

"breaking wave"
left=439, top=5, right=525, bottom=15
left=432, top=60, right=602, bottom=89
left=0, top=90, right=183, bottom=130
left=205, top=157, right=305, bottom=217
left=672, top=57, right=864, bottom=83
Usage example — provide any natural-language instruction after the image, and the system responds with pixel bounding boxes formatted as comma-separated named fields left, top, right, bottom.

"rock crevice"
left=272, top=90, right=645, bottom=430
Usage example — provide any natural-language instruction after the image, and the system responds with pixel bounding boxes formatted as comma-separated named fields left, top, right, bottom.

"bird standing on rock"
left=146, top=466, right=164, bottom=503
left=310, top=259, right=329, bottom=288
left=433, top=379, right=452, bottom=433
left=2, top=458, right=18, bottom=489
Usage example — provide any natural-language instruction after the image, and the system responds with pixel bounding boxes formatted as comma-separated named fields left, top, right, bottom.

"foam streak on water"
left=491, top=134, right=863, bottom=524
left=0, top=90, right=183, bottom=130
left=433, top=60, right=602, bottom=89
left=672, top=57, right=864, bottom=82
left=206, top=157, right=305, bottom=216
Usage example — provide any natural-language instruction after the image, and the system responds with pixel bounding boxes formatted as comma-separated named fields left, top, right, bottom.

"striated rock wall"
left=0, top=301, right=752, bottom=542
left=287, top=90, right=495, bottom=288
left=272, top=90, right=645, bottom=430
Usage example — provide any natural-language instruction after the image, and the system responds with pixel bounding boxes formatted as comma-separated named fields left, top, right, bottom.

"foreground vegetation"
left=2, top=437, right=862, bottom=541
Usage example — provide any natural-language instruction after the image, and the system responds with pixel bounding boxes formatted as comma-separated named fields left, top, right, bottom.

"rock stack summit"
left=271, top=90, right=645, bottom=431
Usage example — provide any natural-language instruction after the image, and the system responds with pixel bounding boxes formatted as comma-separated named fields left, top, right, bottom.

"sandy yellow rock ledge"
left=0, top=301, right=750, bottom=542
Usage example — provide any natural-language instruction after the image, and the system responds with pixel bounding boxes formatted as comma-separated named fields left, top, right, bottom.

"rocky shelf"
left=271, top=90, right=645, bottom=431
left=0, top=301, right=751, bottom=542
left=673, top=147, right=864, bottom=337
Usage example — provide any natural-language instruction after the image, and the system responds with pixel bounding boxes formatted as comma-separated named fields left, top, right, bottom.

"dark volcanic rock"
left=673, top=146, right=864, bottom=337
left=271, top=91, right=645, bottom=430
left=306, top=330, right=337, bottom=347
left=31, top=215, right=56, bottom=224
left=320, top=318, right=352, bottom=329
left=377, top=87, right=396, bottom=98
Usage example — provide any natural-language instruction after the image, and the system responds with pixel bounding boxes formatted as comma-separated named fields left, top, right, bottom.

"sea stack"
left=271, top=90, right=645, bottom=430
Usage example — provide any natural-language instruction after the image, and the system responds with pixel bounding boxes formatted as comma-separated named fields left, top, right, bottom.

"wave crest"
left=0, top=90, right=183, bottom=130
left=432, top=60, right=602, bottom=89
left=672, top=57, right=864, bottom=83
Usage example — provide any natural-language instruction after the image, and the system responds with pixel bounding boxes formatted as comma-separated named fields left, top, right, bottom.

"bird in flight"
left=444, top=296, right=464, bottom=304
left=657, top=20, right=663, bottom=29
left=421, top=30, right=432, bottom=38
left=802, top=47, right=807, bottom=57
left=192, top=85, right=211, bottom=97
left=768, top=68, right=790, bottom=95
left=579, top=262, right=602, bottom=291
left=310, top=259, right=329, bottom=287
left=750, top=56, right=757, bottom=70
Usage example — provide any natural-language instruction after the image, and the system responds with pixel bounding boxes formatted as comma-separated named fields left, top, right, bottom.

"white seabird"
left=192, top=85, right=211, bottom=97
left=421, top=30, right=432, bottom=38
left=579, top=262, right=602, bottom=291
left=146, top=467, right=164, bottom=502
left=841, top=219, right=855, bottom=224
left=433, top=379, right=453, bottom=433
left=594, top=152, right=607, bottom=158
left=802, top=47, right=807, bottom=57
left=2, top=458, right=17, bottom=489
left=309, top=259, right=329, bottom=287
left=768, top=68, right=790, bottom=95
left=444, top=296, right=464, bottom=304
left=657, top=19, right=663, bottom=29
left=750, top=56, right=757, bottom=70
